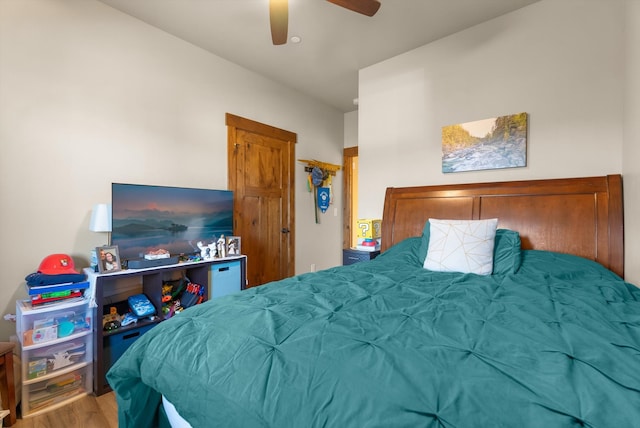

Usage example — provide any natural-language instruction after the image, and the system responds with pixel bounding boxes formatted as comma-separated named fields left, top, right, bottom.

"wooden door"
left=226, top=113, right=295, bottom=287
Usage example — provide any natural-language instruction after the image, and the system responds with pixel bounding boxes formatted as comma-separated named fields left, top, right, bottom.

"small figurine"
left=102, top=306, right=121, bottom=331
left=196, top=241, right=218, bottom=260
left=217, top=235, right=226, bottom=258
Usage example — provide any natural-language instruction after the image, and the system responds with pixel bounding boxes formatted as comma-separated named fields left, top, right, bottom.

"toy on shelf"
left=196, top=241, right=218, bottom=260
left=144, top=248, right=171, bottom=260
left=102, top=307, right=122, bottom=332
left=356, top=218, right=381, bottom=251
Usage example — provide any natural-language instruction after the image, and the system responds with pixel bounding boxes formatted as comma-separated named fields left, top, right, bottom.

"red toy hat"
left=38, top=254, right=80, bottom=275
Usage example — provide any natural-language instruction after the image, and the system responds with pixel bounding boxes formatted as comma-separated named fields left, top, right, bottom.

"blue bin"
left=211, top=260, right=241, bottom=299
left=104, top=323, right=155, bottom=383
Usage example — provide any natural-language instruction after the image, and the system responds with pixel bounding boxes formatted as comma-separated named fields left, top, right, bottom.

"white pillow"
left=423, top=218, right=498, bottom=275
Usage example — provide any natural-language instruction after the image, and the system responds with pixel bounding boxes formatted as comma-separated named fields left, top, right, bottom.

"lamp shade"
left=89, top=203, right=112, bottom=232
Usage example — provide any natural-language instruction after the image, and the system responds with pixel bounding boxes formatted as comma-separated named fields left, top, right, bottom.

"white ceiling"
left=97, top=0, right=541, bottom=112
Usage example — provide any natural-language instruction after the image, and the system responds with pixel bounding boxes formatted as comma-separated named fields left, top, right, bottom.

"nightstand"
left=343, top=249, right=380, bottom=265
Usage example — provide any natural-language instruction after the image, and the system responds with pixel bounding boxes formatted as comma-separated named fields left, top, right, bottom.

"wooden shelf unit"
left=86, top=256, right=247, bottom=396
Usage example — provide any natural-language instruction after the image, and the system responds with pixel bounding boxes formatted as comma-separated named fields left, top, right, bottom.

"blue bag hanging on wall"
left=317, top=187, right=330, bottom=213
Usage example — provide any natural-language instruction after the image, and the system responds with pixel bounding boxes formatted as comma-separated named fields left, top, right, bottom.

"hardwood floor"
left=10, top=392, right=117, bottom=428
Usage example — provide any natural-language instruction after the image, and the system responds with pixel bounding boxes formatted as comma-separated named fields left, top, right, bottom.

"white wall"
left=344, top=110, right=358, bottom=148
left=623, top=0, right=640, bottom=284
left=358, top=0, right=636, bottom=283
left=0, top=0, right=344, bottom=341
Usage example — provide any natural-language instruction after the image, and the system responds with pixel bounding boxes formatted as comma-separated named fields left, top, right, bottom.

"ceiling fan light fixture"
left=269, top=0, right=288, bottom=45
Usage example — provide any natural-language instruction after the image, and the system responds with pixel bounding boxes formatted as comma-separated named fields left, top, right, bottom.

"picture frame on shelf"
left=226, top=236, right=241, bottom=256
left=96, top=245, right=122, bottom=273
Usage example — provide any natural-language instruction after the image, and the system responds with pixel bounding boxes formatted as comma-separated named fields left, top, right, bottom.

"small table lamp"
left=90, top=203, right=112, bottom=245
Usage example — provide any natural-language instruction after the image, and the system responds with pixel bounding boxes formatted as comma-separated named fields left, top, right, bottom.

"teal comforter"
left=107, top=238, right=640, bottom=427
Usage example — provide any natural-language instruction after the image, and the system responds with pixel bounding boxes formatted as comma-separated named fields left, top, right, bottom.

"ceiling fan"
left=269, top=0, right=381, bottom=45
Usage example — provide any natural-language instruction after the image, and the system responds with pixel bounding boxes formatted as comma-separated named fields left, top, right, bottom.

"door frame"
left=343, top=146, right=358, bottom=249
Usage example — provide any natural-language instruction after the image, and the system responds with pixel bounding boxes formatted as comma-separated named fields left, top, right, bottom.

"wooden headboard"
left=381, top=175, right=624, bottom=278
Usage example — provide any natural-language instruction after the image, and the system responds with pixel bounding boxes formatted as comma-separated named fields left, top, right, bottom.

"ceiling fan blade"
left=326, top=0, right=381, bottom=17
left=269, top=0, right=288, bottom=45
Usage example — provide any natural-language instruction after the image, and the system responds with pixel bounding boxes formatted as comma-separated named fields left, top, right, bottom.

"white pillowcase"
left=423, top=218, right=498, bottom=275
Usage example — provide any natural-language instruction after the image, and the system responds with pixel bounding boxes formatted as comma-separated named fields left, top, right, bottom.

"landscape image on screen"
left=111, top=183, right=234, bottom=261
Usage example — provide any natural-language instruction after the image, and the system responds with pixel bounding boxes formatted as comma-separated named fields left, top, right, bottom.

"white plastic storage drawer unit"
left=16, top=298, right=93, bottom=417
left=23, top=363, right=92, bottom=416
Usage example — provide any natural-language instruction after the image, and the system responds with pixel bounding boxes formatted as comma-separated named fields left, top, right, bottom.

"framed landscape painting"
left=442, top=112, right=528, bottom=173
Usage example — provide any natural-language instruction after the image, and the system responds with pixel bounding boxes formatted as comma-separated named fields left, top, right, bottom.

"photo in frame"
left=226, top=236, right=241, bottom=256
left=96, top=245, right=122, bottom=273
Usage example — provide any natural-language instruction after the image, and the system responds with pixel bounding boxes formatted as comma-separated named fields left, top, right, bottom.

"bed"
left=107, top=174, right=640, bottom=428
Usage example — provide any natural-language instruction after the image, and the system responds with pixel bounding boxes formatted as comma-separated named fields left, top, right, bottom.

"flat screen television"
left=111, top=183, right=234, bottom=262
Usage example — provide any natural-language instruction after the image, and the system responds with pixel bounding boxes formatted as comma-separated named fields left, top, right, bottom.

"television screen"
left=111, top=183, right=234, bottom=261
